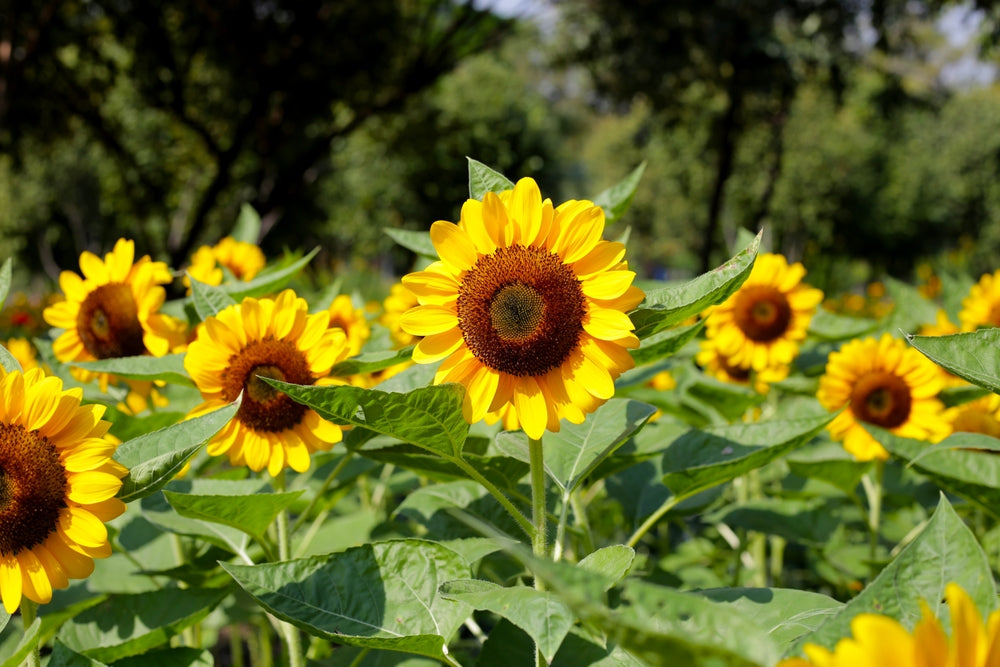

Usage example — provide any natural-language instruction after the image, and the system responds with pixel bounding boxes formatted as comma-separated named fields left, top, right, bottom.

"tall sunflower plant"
left=2, top=161, right=1000, bottom=666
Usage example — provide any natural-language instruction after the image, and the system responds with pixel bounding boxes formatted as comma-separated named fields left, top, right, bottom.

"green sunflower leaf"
left=47, top=641, right=107, bottom=667
left=880, top=427, right=1000, bottom=519
left=630, top=231, right=761, bottom=338
left=906, top=329, right=1000, bottom=394
left=163, top=489, right=304, bottom=540
left=439, top=580, right=575, bottom=663
left=468, top=158, right=515, bottom=200
left=383, top=228, right=438, bottom=258
left=110, top=647, right=212, bottom=667
left=231, top=203, right=261, bottom=245
left=593, top=161, right=646, bottom=224
left=188, top=274, right=237, bottom=320
left=630, top=320, right=704, bottom=366
left=0, top=344, right=22, bottom=373
left=56, top=588, right=228, bottom=663
left=0, top=258, right=12, bottom=311
left=220, top=539, right=471, bottom=666
left=577, top=545, right=636, bottom=590
left=114, top=397, right=241, bottom=504
left=329, top=346, right=414, bottom=378
left=224, top=247, right=319, bottom=301
left=661, top=412, right=835, bottom=499
left=807, top=309, right=880, bottom=341
left=70, top=353, right=193, bottom=386
left=265, top=380, right=470, bottom=459
left=0, top=617, right=40, bottom=667
left=792, top=494, right=995, bottom=654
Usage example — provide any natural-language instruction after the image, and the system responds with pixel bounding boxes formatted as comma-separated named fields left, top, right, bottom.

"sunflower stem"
left=626, top=494, right=682, bottom=549
left=863, top=459, right=886, bottom=581
left=273, top=472, right=305, bottom=667
left=529, top=436, right=547, bottom=562
left=451, top=457, right=534, bottom=538
left=20, top=599, right=40, bottom=667
left=290, top=448, right=355, bottom=534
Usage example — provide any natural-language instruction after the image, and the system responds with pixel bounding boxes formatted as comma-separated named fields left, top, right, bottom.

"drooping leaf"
left=140, top=491, right=252, bottom=560
left=439, top=580, right=575, bottom=662
left=360, top=443, right=528, bottom=491
left=593, top=161, right=646, bottom=223
left=231, top=203, right=262, bottom=244
left=468, top=158, right=514, bottom=200
left=661, top=413, right=835, bottom=499
left=630, top=320, right=704, bottom=366
left=71, top=354, right=193, bottom=386
left=0, top=618, right=40, bottom=667
left=698, top=588, right=843, bottom=655
left=187, top=275, right=237, bottom=321
left=706, top=498, right=850, bottom=547
left=330, top=346, right=414, bottom=377
left=163, top=489, right=304, bottom=540
left=906, top=329, right=1000, bottom=394
left=221, top=540, right=471, bottom=665
left=114, top=398, right=241, bottom=503
left=881, top=428, right=1000, bottom=519
left=786, top=441, right=871, bottom=496
left=57, top=588, right=228, bottom=662
left=383, top=228, right=438, bottom=258
left=394, top=480, right=527, bottom=540
left=266, top=380, right=469, bottom=459
left=793, top=495, right=995, bottom=653
left=0, top=345, right=22, bottom=373
left=630, top=231, right=760, bottom=338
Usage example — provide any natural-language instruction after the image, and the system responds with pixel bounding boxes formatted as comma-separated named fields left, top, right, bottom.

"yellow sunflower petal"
left=513, top=376, right=548, bottom=440
left=0, top=554, right=22, bottom=613
left=400, top=305, right=459, bottom=337
left=66, top=470, right=124, bottom=504
left=431, top=221, right=478, bottom=272
left=58, top=506, right=109, bottom=549
left=508, top=177, right=544, bottom=246
left=17, top=549, right=53, bottom=605
left=582, top=270, right=637, bottom=301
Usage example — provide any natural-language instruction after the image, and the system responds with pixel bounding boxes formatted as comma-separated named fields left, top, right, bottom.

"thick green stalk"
left=862, top=459, right=886, bottom=581
left=20, top=599, right=40, bottom=667
left=274, top=472, right=305, bottom=667
left=452, top=457, right=534, bottom=538
left=529, top=437, right=547, bottom=562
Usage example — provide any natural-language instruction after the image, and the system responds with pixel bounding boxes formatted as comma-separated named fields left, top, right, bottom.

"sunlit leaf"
left=630, top=231, right=760, bottom=338
left=661, top=413, right=834, bottom=499
left=225, top=247, right=319, bottom=300
left=188, top=275, right=237, bottom=321
left=71, top=354, right=193, bottom=386
left=384, top=228, right=438, bottom=258
left=578, top=545, right=635, bottom=590
left=793, top=495, right=995, bottom=654
left=468, top=158, right=514, bottom=200
left=114, top=398, right=240, bottom=503
left=630, top=320, right=704, bottom=366
left=593, top=161, right=646, bottom=223
left=0, top=258, right=12, bottom=311
left=163, top=489, right=303, bottom=540
left=906, top=329, right=1000, bottom=394
left=267, top=380, right=469, bottom=459
left=0, top=345, right=22, bottom=373
left=807, top=310, right=879, bottom=341
left=57, top=588, right=227, bottom=662
left=0, top=618, right=40, bottom=667
left=440, top=580, right=574, bottom=662
left=221, top=540, right=471, bottom=665
left=231, top=203, right=261, bottom=244
left=330, top=346, right=414, bottom=377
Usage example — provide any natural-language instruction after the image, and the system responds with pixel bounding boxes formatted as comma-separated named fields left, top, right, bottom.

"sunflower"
left=817, top=333, right=950, bottom=461
left=695, top=337, right=789, bottom=395
left=400, top=177, right=643, bottom=440
left=0, top=367, right=126, bottom=613
left=211, top=237, right=266, bottom=281
left=381, top=281, right=421, bottom=347
left=185, top=245, right=225, bottom=290
left=5, top=338, right=40, bottom=371
left=43, top=238, right=187, bottom=389
left=184, top=289, right=351, bottom=476
left=945, top=393, right=1000, bottom=439
left=327, top=294, right=371, bottom=357
left=704, top=253, right=823, bottom=372
left=779, top=583, right=999, bottom=667
left=959, top=269, right=1000, bottom=331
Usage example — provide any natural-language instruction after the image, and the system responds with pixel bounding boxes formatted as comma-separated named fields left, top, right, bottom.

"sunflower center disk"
left=223, top=339, right=314, bottom=433
left=458, top=245, right=586, bottom=377
left=77, top=282, right=147, bottom=358
left=734, top=286, right=792, bottom=342
left=0, top=424, right=67, bottom=556
left=850, top=371, right=913, bottom=428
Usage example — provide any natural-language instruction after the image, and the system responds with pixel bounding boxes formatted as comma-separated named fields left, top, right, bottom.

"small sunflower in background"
left=381, top=281, right=421, bottom=347
left=817, top=333, right=950, bottom=461
left=185, top=236, right=267, bottom=292
left=400, top=177, right=643, bottom=440
left=696, top=336, right=789, bottom=395
left=5, top=337, right=40, bottom=372
left=326, top=294, right=371, bottom=357
left=42, top=238, right=187, bottom=390
left=704, top=253, right=823, bottom=372
left=184, top=289, right=351, bottom=476
left=959, top=269, right=1000, bottom=331
left=0, top=367, right=127, bottom=613
left=779, top=583, right=998, bottom=667
left=945, top=393, right=1000, bottom=439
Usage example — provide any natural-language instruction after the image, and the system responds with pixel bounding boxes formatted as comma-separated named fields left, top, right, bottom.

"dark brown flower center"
left=733, top=285, right=792, bottom=342
left=76, top=283, right=147, bottom=358
left=850, top=371, right=912, bottom=428
left=223, top=339, right=314, bottom=432
left=0, top=424, right=67, bottom=556
left=457, top=245, right=586, bottom=377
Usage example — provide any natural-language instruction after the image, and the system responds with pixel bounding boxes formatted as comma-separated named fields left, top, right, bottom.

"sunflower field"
left=2, top=159, right=1000, bottom=666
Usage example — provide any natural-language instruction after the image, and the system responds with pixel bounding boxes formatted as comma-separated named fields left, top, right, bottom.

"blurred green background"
left=2, top=0, right=999, bottom=294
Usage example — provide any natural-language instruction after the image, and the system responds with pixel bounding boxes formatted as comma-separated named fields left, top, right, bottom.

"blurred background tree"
left=2, top=0, right=1000, bottom=293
